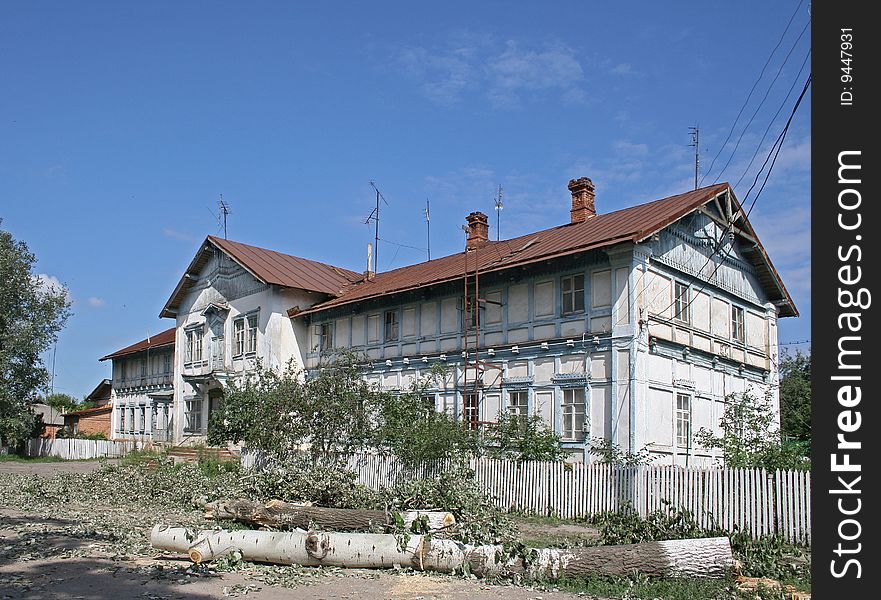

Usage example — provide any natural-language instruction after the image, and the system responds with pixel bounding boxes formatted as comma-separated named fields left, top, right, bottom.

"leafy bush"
left=485, top=411, right=563, bottom=462
left=695, top=390, right=810, bottom=470
left=587, top=438, right=657, bottom=466
left=209, top=355, right=481, bottom=467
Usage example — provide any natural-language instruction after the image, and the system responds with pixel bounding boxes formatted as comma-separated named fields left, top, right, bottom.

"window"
left=464, top=392, right=479, bottom=430
left=673, top=282, right=691, bottom=323
left=117, top=405, right=125, bottom=434
left=508, top=390, right=528, bottom=418
left=163, top=353, right=171, bottom=374
left=139, top=358, right=147, bottom=378
left=731, top=306, right=745, bottom=343
left=137, top=406, right=146, bottom=433
left=184, top=398, right=203, bottom=433
left=319, top=322, right=333, bottom=352
left=118, top=362, right=126, bottom=383
left=561, top=388, right=586, bottom=440
left=246, top=314, right=258, bottom=353
left=463, top=297, right=479, bottom=329
left=126, top=407, right=135, bottom=434
left=676, top=393, right=691, bottom=448
left=234, top=318, right=245, bottom=356
left=384, top=311, right=399, bottom=342
left=561, top=274, right=586, bottom=315
left=186, top=328, right=203, bottom=363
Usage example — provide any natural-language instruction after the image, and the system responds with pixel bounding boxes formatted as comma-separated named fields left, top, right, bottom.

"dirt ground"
left=0, top=459, right=607, bottom=599
left=0, top=459, right=116, bottom=476
left=0, top=508, right=589, bottom=600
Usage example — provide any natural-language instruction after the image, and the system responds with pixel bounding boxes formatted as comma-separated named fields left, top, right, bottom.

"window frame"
left=233, top=318, right=246, bottom=357
left=673, top=281, right=691, bottom=324
left=561, top=387, right=587, bottom=441
left=731, top=305, right=745, bottom=343
left=675, top=393, right=692, bottom=449
left=560, top=273, right=586, bottom=316
left=464, top=391, right=480, bottom=430
left=185, top=325, right=204, bottom=364
left=246, top=313, right=258, bottom=354
left=507, top=390, right=529, bottom=418
left=384, top=310, right=400, bottom=342
left=318, top=322, right=334, bottom=352
left=184, top=397, right=203, bottom=434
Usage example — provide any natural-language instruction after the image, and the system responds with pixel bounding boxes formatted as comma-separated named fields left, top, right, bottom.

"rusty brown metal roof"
left=299, top=183, right=796, bottom=318
left=160, top=237, right=362, bottom=318
left=208, top=236, right=361, bottom=295
left=100, top=327, right=176, bottom=361
left=63, top=404, right=112, bottom=417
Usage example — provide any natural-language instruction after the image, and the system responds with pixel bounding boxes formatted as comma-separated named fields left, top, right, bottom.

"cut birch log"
left=150, top=524, right=734, bottom=579
left=198, top=498, right=455, bottom=532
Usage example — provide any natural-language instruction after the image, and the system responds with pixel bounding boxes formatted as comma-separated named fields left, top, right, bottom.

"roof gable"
left=160, top=236, right=362, bottom=318
left=100, top=327, right=176, bottom=362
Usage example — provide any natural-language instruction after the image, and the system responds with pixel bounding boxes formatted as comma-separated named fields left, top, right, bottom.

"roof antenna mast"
left=494, top=185, right=504, bottom=240
left=688, top=126, right=700, bottom=190
left=218, top=195, right=231, bottom=239
left=365, top=181, right=388, bottom=273
left=425, top=198, right=431, bottom=261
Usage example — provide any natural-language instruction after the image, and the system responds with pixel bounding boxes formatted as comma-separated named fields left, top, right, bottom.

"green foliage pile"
left=385, top=463, right=517, bottom=545
left=590, top=503, right=810, bottom=584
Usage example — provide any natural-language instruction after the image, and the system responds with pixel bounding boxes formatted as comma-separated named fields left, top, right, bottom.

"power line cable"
left=733, top=48, right=811, bottom=190
left=648, top=74, right=811, bottom=323
left=699, top=0, right=805, bottom=186
left=712, top=19, right=810, bottom=184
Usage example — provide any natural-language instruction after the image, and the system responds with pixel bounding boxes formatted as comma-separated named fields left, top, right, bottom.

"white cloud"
left=88, top=296, right=106, bottom=308
left=611, top=63, right=638, bottom=75
left=163, top=228, right=195, bottom=242
left=35, top=273, right=66, bottom=296
left=398, top=35, right=588, bottom=108
left=613, top=140, right=650, bottom=157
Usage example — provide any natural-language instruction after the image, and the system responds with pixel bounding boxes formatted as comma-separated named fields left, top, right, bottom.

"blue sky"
left=0, top=1, right=811, bottom=399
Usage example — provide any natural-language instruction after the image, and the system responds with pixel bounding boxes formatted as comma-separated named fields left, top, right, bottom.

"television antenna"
left=364, top=181, right=389, bottom=272
left=218, top=195, right=231, bottom=239
left=688, top=126, right=700, bottom=190
left=494, top=185, right=504, bottom=240
left=424, top=198, right=431, bottom=261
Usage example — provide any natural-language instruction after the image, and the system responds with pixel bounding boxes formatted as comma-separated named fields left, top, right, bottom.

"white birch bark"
left=150, top=525, right=734, bottom=579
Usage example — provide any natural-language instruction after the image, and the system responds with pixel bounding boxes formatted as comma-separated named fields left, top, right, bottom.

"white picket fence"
left=25, top=437, right=149, bottom=460
left=316, top=454, right=809, bottom=544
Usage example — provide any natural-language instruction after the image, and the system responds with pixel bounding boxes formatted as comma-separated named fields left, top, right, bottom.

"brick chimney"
left=465, top=211, right=489, bottom=249
left=568, top=177, right=596, bottom=223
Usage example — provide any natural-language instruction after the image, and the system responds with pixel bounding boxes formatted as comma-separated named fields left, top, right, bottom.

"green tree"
left=208, top=353, right=482, bottom=466
left=485, top=410, right=563, bottom=462
left=0, top=222, right=72, bottom=445
left=694, top=389, right=808, bottom=470
left=587, top=438, right=657, bottom=466
left=44, top=393, right=84, bottom=414
left=778, top=350, right=810, bottom=453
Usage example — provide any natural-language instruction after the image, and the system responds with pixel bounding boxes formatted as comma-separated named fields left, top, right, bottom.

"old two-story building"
left=157, top=177, right=795, bottom=464
left=100, top=328, right=176, bottom=443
